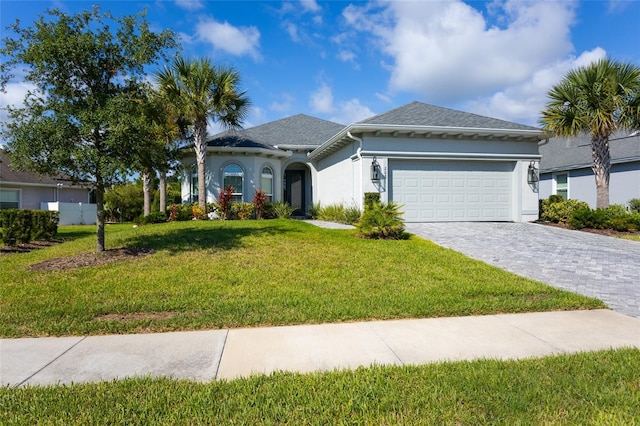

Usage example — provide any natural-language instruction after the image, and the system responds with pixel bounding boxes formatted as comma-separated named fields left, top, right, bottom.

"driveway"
left=405, top=222, right=640, bottom=318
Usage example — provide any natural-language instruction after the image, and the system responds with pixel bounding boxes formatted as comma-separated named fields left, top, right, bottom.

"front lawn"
left=0, top=220, right=604, bottom=337
left=2, top=348, right=638, bottom=424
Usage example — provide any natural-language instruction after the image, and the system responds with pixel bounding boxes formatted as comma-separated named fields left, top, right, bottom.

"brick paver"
left=406, top=222, right=640, bottom=318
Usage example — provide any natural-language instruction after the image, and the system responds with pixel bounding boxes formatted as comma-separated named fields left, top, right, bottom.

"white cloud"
left=464, top=48, right=607, bottom=126
left=300, top=0, right=321, bottom=13
left=0, top=80, right=37, bottom=146
left=331, top=99, right=375, bottom=125
left=310, top=82, right=334, bottom=114
left=285, top=23, right=300, bottom=43
left=270, top=93, right=295, bottom=113
left=174, top=0, right=204, bottom=11
left=196, top=18, right=261, bottom=61
left=342, top=0, right=588, bottom=124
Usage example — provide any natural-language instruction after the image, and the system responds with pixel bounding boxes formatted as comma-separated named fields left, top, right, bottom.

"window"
left=191, top=170, right=198, bottom=203
left=261, top=167, right=273, bottom=201
left=223, top=164, right=243, bottom=202
left=555, top=173, right=568, bottom=199
left=0, top=189, right=20, bottom=210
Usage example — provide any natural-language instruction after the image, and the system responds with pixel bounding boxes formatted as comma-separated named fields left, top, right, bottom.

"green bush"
left=308, top=202, right=321, bottom=219
left=314, top=202, right=362, bottom=225
left=569, top=206, right=640, bottom=232
left=357, top=201, right=406, bottom=240
left=364, top=192, right=381, bottom=208
left=540, top=198, right=589, bottom=224
left=629, top=198, right=640, bottom=214
left=231, top=202, right=254, bottom=220
left=0, top=209, right=58, bottom=246
left=137, top=211, right=168, bottom=225
left=267, top=202, right=295, bottom=219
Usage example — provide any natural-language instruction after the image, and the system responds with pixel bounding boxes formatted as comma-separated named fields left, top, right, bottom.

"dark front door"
left=285, top=170, right=305, bottom=216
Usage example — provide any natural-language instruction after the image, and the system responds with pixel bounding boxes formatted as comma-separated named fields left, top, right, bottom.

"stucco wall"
left=540, top=161, right=640, bottom=208
left=4, top=185, right=90, bottom=210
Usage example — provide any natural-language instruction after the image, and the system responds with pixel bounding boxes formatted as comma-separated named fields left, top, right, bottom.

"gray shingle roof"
left=359, top=101, right=541, bottom=131
left=540, top=132, right=640, bottom=172
left=0, top=149, right=71, bottom=185
left=208, top=114, right=345, bottom=149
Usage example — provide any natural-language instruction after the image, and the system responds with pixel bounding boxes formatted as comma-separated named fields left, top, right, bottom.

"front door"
left=285, top=170, right=305, bottom=216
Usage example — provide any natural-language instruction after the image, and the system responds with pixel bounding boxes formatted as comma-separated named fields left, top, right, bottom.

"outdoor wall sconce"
left=527, top=161, right=539, bottom=185
left=370, top=157, right=381, bottom=182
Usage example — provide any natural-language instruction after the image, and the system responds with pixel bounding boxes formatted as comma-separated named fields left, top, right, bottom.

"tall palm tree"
left=540, top=58, right=640, bottom=208
left=155, top=57, right=250, bottom=210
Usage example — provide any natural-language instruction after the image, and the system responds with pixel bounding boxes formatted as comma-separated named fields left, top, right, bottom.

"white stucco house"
left=539, top=132, right=640, bottom=208
left=181, top=101, right=546, bottom=222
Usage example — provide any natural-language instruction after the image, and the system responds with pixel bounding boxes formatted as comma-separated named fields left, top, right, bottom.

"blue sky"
left=2, top=0, right=639, bottom=134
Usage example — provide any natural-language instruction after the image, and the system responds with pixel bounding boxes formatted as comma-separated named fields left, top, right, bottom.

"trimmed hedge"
left=0, top=209, right=59, bottom=246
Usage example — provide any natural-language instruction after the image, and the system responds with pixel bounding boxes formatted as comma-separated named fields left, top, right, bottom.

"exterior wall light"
left=527, top=161, right=539, bottom=185
left=370, top=157, right=381, bottom=182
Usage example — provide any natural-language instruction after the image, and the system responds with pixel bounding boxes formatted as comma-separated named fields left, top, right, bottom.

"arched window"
left=261, top=167, right=273, bottom=201
left=223, top=164, right=243, bottom=202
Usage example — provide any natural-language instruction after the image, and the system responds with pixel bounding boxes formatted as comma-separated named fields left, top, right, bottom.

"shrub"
left=216, top=185, right=234, bottom=220
left=253, top=190, right=267, bottom=219
left=0, top=209, right=59, bottom=245
left=138, top=211, right=167, bottom=225
left=357, top=201, right=406, bottom=240
left=629, top=198, right=640, bottom=214
left=315, top=202, right=362, bottom=225
left=308, top=202, right=321, bottom=219
left=231, top=202, right=254, bottom=220
left=364, top=192, right=381, bottom=209
left=540, top=198, right=589, bottom=224
left=191, top=205, right=207, bottom=220
left=268, top=202, right=295, bottom=219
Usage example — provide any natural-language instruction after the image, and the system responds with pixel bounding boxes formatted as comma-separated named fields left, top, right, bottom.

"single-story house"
left=539, top=132, right=640, bottom=207
left=181, top=101, right=546, bottom=222
left=0, top=149, right=96, bottom=224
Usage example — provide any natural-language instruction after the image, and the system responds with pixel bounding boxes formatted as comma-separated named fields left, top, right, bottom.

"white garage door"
left=390, top=160, right=514, bottom=222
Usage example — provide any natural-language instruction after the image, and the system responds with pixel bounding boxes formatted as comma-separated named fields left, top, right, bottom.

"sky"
left=1, top=0, right=639, bottom=136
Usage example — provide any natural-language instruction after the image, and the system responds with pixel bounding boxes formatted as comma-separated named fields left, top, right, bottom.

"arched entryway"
left=283, top=163, right=312, bottom=217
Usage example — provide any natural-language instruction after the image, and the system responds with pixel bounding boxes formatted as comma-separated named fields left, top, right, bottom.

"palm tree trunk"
left=193, top=118, right=208, bottom=210
left=159, top=170, right=167, bottom=213
left=143, top=170, right=152, bottom=216
left=591, top=135, right=611, bottom=208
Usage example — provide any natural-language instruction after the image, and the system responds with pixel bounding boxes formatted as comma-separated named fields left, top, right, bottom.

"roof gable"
left=208, top=114, right=345, bottom=149
left=359, top=101, right=540, bottom=131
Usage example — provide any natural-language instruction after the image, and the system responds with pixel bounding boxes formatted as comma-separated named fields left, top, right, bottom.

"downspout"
left=346, top=131, right=363, bottom=209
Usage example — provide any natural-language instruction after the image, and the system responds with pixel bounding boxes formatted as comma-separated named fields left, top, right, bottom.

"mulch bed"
left=27, top=247, right=155, bottom=271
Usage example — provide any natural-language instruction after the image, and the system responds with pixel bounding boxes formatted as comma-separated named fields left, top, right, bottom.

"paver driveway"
left=406, top=222, right=640, bottom=318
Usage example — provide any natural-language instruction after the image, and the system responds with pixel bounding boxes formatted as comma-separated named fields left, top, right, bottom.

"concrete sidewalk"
left=2, top=309, right=638, bottom=387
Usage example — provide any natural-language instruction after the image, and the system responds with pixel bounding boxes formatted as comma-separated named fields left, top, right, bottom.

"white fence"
left=41, top=202, right=97, bottom=225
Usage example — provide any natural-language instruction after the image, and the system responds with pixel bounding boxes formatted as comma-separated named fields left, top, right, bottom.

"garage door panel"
left=391, top=160, right=513, bottom=222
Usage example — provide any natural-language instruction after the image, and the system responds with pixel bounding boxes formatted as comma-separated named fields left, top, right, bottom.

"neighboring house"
left=539, top=132, right=640, bottom=208
left=181, top=101, right=545, bottom=222
left=0, top=149, right=96, bottom=225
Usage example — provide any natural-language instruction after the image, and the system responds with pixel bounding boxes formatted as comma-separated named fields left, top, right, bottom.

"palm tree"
left=155, top=57, right=250, bottom=210
left=540, top=58, right=640, bottom=208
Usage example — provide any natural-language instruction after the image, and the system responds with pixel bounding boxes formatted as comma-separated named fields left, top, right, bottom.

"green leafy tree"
left=540, top=58, right=640, bottom=208
left=156, top=57, right=250, bottom=210
left=0, top=7, right=177, bottom=252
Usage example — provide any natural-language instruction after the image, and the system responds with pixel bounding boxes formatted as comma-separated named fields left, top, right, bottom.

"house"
left=0, top=149, right=96, bottom=225
left=181, top=101, right=545, bottom=222
left=539, top=132, right=640, bottom=207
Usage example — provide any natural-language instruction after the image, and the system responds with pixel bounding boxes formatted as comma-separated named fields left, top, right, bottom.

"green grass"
left=0, top=220, right=604, bottom=337
left=621, top=234, right=640, bottom=241
left=2, top=348, right=639, bottom=425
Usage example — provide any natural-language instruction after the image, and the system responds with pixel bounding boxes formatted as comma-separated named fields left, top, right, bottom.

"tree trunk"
left=159, top=170, right=167, bottom=213
left=143, top=170, right=152, bottom=217
left=591, top=134, right=611, bottom=208
left=95, top=176, right=106, bottom=253
left=193, top=118, right=208, bottom=210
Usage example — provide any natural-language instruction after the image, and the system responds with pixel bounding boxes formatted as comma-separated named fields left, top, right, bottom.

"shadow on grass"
left=57, top=226, right=96, bottom=242
left=122, top=222, right=296, bottom=254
